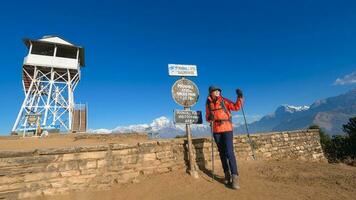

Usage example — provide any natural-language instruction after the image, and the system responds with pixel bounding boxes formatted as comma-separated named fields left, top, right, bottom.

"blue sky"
left=0, top=0, right=355, bottom=134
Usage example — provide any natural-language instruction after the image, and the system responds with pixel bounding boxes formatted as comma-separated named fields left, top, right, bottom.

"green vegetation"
left=311, top=117, right=356, bottom=165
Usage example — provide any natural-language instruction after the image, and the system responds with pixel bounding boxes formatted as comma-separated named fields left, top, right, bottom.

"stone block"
left=27, top=180, right=51, bottom=191
left=49, top=178, right=67, bottom=188
left=110, top=143, right=134, bottom=150
left=141, top=160, right=162, bottom=167
left=117, top=154, right=139, bottom=165
left=62, top=151, right=107, bottom=161
left=0, top=175, right=23, bottom=185
left=0, top=182, right=24, bottom=192
left=0, top=155, right=59, bottom=167
left=156, top=151, right=174, bottom=160
left=67, top=174, right=96, bottom=185
left=0, top=150, right=35, bottom=158
left=60, top=170, right=80, bottom=177
left=38, top=147, right=78, bottom=155
left=138, top=141, right=158, bottom=147
left=80, top=169, right=98, bottom=176
left=76, top=145, right=109, bottom=152
left=24, top=172, right=59, bottom=182
left=0, top=164, right=48, bottom=176
left=58, top=160, right=78, bottom=171
left=97, top=159, right=107, bottom=168
left=157, top=140, right=174, bottom=146
left=112, top=148, right=139, bottom=156
left=78, top=160, right=97, bottom=170
left=141, top=153, right=157, bottom=161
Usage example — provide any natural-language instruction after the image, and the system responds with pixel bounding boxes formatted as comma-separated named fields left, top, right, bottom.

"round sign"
left=171, top=78, right=199, bottom=107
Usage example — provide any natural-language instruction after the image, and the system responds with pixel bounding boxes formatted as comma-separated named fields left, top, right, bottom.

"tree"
left=343, top=117, right=356, bottom=159
left=343, top=117, right=356, bottom=138
left=309, top=118, right=356, bottom=164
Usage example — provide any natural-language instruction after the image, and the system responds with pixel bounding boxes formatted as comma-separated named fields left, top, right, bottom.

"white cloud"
left=334, top=72, right=356, bottom=85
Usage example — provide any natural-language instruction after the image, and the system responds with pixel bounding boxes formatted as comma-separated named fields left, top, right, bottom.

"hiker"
left=206, top=86, right=243, bottom=189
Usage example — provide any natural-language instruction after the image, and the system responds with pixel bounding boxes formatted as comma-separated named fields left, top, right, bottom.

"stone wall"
left=0, top=129, right=325, bottom=199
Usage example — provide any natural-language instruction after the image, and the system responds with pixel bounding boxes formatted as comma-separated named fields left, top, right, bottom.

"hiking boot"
left=231, top=174, right=240, bottom=190
left=224, top=172, right=231, bottom=185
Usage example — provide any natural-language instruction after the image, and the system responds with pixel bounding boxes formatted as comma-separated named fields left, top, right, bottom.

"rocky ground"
left=29, top=160, right=356, bottom=200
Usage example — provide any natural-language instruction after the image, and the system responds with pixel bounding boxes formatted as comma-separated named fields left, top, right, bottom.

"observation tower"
left=12, top=36, right=86, bottom=133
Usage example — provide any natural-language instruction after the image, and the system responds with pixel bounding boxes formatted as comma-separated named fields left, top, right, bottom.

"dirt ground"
left=0, top=133, right=148, bottom=151
left=30, top=160, right=356, bottom=200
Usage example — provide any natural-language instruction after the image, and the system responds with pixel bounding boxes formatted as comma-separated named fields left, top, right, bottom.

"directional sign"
left=172, top=78, right=199, bottom=107
left=174, top=110, right=202, bottom=124
left=168, top=64, right=197, bottom=77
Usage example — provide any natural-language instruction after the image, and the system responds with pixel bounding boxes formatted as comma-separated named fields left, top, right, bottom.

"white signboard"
left=168, top=64, right=197, bottom=77
left=174, top=110, right=202, bottom=124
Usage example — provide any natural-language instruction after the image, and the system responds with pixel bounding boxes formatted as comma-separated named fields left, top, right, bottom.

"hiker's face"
left=212, top=90, right=220, bottom=97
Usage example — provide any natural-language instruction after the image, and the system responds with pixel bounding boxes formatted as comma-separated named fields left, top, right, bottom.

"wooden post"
left=185, top=107, right=199, bottom=178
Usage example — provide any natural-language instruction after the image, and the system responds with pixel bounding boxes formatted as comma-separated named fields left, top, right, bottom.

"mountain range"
left=90, top=88, right=356, bottom=137
left=236, top=88, right=356, bottom=135
left=89, top=116, right=211, bottom=138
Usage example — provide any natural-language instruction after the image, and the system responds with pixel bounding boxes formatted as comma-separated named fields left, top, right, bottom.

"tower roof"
left=23, top=36, right=85, bottom=67
left=39, top=36, right=75, bottom=46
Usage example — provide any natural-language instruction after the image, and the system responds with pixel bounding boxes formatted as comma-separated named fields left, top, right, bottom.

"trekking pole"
left=241, top=104, right=256, bottom=160
left=210, top=121, right=215, bottom=181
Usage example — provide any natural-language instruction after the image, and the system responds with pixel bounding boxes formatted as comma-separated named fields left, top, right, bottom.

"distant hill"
left=236, top=88, right=356, bottom=135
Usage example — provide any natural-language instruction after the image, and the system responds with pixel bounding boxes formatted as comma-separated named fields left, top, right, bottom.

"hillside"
left=237, top=88, right=356, bottom=135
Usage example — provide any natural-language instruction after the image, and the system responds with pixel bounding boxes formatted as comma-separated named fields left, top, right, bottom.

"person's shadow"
left=186, top=138, right=226, bottom=185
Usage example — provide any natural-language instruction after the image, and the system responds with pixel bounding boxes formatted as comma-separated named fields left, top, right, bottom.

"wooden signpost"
left=169, top=64, right=200, bottom=178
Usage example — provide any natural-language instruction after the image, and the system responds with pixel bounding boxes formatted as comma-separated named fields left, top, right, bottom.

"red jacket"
left=206, top=95, right=243, bottom=133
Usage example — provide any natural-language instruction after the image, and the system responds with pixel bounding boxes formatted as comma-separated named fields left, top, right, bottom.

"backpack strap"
left=206, top=97, right=213, bottom=115
left=220, top=98, right=232, bottom=122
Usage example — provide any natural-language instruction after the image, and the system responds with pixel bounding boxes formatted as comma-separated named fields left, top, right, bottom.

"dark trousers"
left=213, top=131, right=238, bottom=176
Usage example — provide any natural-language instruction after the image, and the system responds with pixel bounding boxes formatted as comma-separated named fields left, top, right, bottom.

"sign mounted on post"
left=174, top=110, right=202, bottom=124
left=26, top=114, right=41, bottom=125
left=171, top=78, right=199, bottom=107
left=169, top=63, right=199, bottom=179
left=168, top=64, right=197, bottom=77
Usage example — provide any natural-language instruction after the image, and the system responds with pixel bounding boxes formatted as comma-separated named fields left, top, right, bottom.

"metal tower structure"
left=12, top=36, right=85, bottom=133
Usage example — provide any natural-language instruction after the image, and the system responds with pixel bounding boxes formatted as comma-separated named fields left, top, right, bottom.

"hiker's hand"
left=236, top=89, right=243, bottom=98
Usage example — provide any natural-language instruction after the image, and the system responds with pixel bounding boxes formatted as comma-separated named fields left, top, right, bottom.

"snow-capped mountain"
left=236, top=88, right=356, bottom=135
left=89, top=116, right=211, bottom=138
left=234, top=104, right=311, bottom=134
left=279, top=105, right=310, bottom=113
